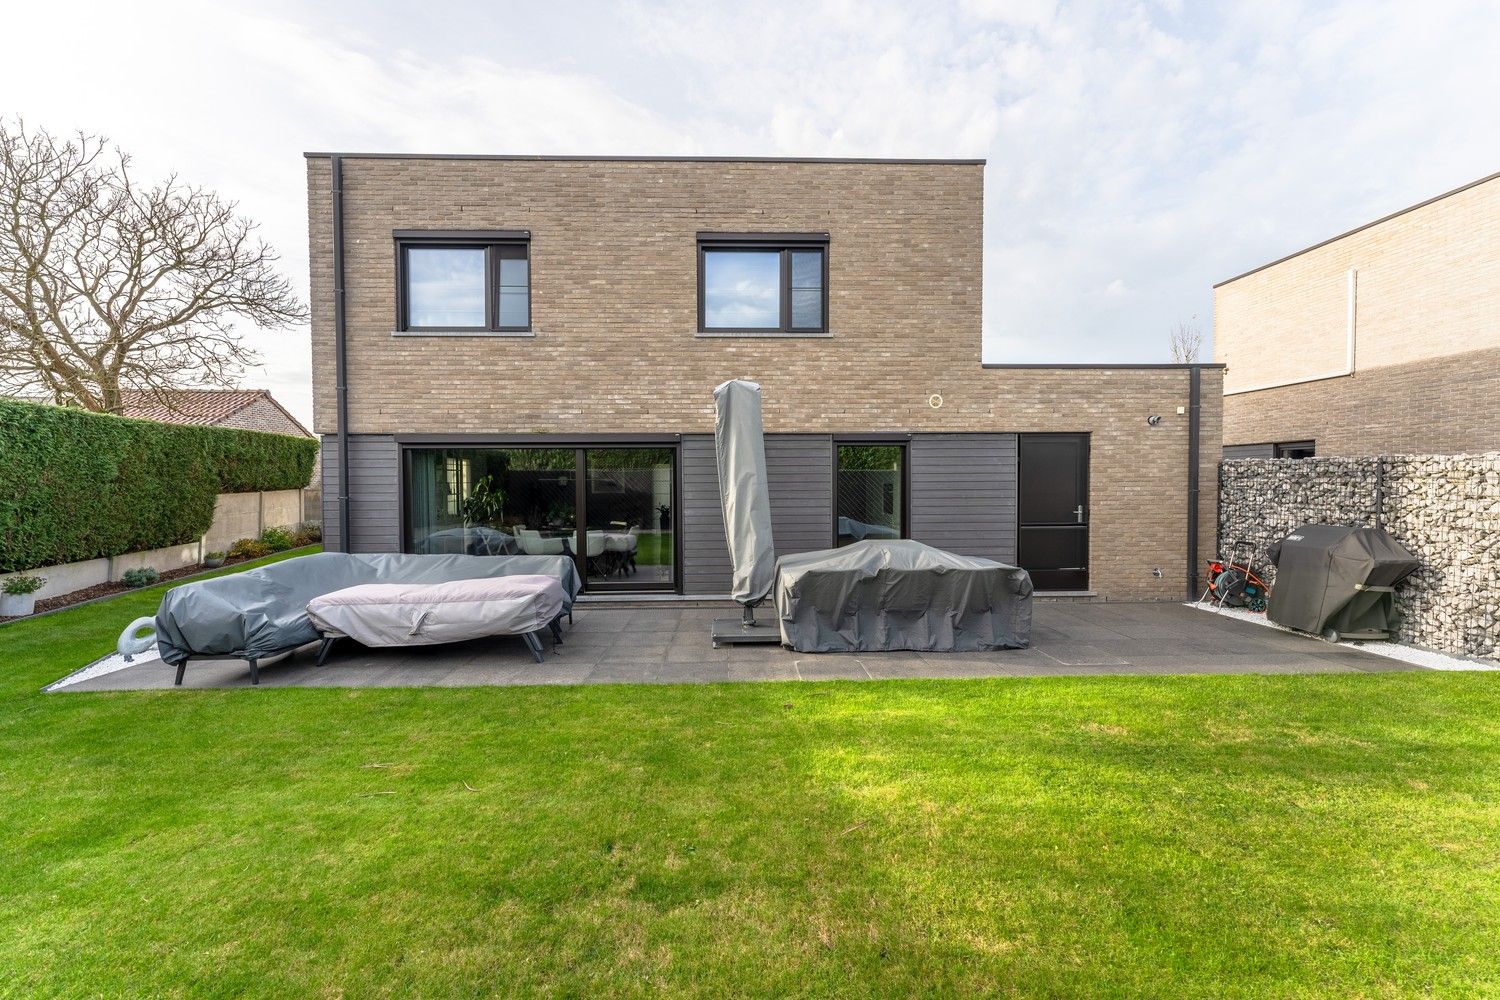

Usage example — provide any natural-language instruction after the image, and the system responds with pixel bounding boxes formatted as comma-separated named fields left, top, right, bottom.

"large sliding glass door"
left=404, top=444, right=676, bottom=592
left=582, top=448, right=675, bottom=591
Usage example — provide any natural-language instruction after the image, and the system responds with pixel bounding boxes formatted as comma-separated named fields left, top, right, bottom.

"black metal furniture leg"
left=249, top=658, right=260, bottom=685
left=174, top=662, right=186, bottom=686
left=522, top=631, right=545, bottom=663
left=549, top=616, right=563, bottom=646
left=315, top=637, right=337, bottom=666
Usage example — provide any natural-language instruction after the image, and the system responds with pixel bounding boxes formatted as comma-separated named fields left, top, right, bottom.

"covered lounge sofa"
left=119, top=552, right=582, bottom=685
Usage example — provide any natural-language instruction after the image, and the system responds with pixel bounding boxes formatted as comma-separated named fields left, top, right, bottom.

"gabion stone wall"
left=1219, top=454, right=1500, bottom=659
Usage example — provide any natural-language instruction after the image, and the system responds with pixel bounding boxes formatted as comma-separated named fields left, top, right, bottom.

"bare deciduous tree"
left=0, top=120, right=306, bottom=413
left=1169, top=318, right=1203, bottom=363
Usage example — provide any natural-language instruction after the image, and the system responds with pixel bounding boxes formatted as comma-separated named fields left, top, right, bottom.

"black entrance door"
left=1018, top=433, right=1089, bottom=590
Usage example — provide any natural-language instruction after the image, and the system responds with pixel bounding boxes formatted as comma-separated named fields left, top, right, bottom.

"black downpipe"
left=332, top=156, right=351, bottom=552
left=1186, top=365, right=1202, bottom=600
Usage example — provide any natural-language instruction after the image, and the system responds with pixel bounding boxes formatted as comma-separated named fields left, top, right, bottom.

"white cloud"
left=5, top=0, right=1499, bottom=422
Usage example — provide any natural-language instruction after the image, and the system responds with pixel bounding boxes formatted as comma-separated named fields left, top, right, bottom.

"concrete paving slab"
left=1036, top=644, right=1132, bottom=667
left=727, top=660, right=800, bottom=682
left=586, top=660, right=732, bottom=685
left=52, top=600, right=1434, bottom=692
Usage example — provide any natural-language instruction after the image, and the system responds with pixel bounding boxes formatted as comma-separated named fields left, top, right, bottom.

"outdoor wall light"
left=1146, top=414, right=1162, bottom=426
left=928, top=393, right=944, bottom=409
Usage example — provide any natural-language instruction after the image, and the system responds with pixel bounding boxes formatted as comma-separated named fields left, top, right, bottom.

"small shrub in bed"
left=227, top=538, right=273, bottom=559
left=259, top=526, right=294, bottom=552
left=121, top=567, right=160, bottom=588
left=290, top=521, right=322, bottom=547
left=3, top=574, right=46, bottom=596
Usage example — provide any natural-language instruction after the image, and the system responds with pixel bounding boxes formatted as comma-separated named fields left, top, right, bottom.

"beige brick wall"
left=1215, top=173, right=1500, bottom=396
left=306, top=155, right=1221, bottom=598
left=308, top=156, right=988, bottom=436
left=1224, top=345, right=1500, bottom=456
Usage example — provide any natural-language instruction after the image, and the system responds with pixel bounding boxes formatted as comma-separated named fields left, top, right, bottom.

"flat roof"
left=303, top=151, right=985, bottom=165
left=1215, top=168, right=1500, bottom=288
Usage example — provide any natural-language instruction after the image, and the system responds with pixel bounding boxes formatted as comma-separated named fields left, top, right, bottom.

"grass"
left=1, top=553, right=1498, bottom=997
left=635, top=531, right=672, bottom=567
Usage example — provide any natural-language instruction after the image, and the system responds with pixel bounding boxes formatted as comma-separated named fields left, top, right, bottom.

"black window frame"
left=1273, top=440, right=1316, bottom=460
left=394, top=230, right=531, bottom=334
left=831, top=437, right=911, bottom=547
left=697, top=232, right=830, bottom=334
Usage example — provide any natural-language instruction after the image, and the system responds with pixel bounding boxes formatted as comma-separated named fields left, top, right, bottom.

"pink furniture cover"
left=306, top=574, right=565, bottom=647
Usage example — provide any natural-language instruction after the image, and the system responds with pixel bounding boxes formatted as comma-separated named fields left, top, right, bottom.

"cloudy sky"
left=7, top=0, right=1499, bottom=424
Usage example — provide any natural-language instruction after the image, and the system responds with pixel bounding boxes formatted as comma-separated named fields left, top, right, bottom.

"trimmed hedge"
left=0, top=399, right=317, bottom=572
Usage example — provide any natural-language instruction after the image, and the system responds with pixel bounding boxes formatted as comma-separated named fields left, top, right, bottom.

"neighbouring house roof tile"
left=120, top=389, right=312, bottom=437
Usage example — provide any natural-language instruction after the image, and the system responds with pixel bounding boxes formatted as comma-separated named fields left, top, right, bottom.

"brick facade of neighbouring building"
left=1215, top=170, right=1500, bottom=458
left=306, top=153, right=1220, bottom=601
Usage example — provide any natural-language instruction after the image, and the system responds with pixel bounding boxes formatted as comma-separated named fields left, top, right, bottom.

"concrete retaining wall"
left=1, top=488, right=306, bottom=602
left=1219, top=454, right=1500, bottom=658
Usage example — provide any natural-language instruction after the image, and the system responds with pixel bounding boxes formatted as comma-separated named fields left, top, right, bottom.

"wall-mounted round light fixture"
left=1146, top=414, right=1162, bottom=426
left=928, top=393, right=944, bottom=409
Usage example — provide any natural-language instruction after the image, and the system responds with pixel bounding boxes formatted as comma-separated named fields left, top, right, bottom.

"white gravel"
left=44, top=651, right=162, bottom=691
left=1186, top=602, right=1498, bottom=671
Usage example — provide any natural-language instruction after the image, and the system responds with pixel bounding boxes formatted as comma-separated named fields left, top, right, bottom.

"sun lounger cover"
left=152, top=552, right=581, bottom=664
left=1266, top=524, right=1420, bottom=637
left=714, top=378, right=777, bottom=607
left=306, top=575, right=565, bottom=647
left=774, top=539, right=1034, bottom=652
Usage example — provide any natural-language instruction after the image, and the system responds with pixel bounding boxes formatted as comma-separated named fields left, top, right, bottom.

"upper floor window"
left=395, top=231, right=530, bottom=334
left=697, top=233, right=828, bottom=334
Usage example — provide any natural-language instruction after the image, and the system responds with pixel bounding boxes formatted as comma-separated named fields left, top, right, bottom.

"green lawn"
left=636, top=530, right=672, bottom=567
left=2, top=555, right=1499, bottom=998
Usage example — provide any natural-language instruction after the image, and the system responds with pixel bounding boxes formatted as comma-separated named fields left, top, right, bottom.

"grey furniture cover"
left=153, top=552, right=581, bottom=665
left=1266, top=524, right=1420, bottom=638
left=774, top=540, right=1034, bottom=653
left=714, top=378, right=776, bottom=607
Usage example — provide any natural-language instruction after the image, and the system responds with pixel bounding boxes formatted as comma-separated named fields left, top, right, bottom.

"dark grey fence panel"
left=319, top=435, right=401, bottom=553
left=909, top=434, right=1019, bottom=562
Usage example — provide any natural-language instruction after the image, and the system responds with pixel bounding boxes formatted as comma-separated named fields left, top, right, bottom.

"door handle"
left=1073, top=505, right=1085, bottom=523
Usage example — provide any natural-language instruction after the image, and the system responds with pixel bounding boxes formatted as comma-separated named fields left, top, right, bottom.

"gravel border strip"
left=1186, top=601, right=1499, bottom=671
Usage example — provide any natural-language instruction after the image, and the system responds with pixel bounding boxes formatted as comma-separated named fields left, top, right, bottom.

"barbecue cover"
left=714, top=378, right=777, bottom=607
left=1266, top=524, right=1420, bottom=635
left=153, top=552, right=581, bottom=665
left=774, top=540, right=1034, bottom=653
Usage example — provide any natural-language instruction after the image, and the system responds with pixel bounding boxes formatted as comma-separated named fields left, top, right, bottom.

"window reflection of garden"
left=406, top=447, right=674, bottom=588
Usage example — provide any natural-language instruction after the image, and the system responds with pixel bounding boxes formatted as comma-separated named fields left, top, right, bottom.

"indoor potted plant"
left=203, top=550, right=226, bottom=569
left=657, top=504, right=672, bottom=531
left=1, top=574, right=47, bottom=617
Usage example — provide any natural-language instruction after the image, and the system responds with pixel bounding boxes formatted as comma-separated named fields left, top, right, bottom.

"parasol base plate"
left=711, top=619, right=783, bottom=648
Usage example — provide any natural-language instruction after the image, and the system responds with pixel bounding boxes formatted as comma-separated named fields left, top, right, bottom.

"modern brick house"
left=305, top=153, right=1221, bottom=600
left=1216, top=170, right=1500, bottom=458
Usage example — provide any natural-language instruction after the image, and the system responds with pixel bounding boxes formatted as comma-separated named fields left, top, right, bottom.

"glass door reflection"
left=581, top=448, right=675, bottom=590
left=407, top=447, right=576, bottom=561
